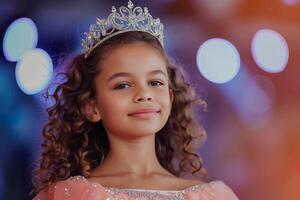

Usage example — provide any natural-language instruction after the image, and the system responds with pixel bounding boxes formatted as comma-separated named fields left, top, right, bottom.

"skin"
left=85, top=42, right=203, bottom=190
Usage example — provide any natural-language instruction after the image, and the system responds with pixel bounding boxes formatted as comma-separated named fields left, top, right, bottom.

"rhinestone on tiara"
left=81, top=0, right=164, bottom=58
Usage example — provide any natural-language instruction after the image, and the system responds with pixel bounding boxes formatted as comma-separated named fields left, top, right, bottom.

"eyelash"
left=114, top=81, right=164, bottom=90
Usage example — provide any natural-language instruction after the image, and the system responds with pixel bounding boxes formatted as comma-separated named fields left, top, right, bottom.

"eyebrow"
left=107, top=69, right=167, bottom=82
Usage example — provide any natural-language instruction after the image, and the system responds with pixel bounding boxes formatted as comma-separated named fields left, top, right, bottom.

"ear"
left=84, top=99, right=101, bottom=122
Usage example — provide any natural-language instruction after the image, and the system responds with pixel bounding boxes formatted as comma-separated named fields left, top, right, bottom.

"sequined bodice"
left=33, top=175, right=239, bottom=200
left=103, top=183, right=211, bottom=200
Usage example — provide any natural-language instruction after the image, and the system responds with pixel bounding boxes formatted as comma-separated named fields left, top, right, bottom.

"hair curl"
left=31, top=31, right=208, bottom=197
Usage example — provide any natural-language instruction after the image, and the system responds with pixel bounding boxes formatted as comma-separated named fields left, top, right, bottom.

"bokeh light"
left=196, top=38, right=240, bottom=84
left=251, top=29, right=289, bottom=73
left=3, top=17, right=38, bottom=62
left=15, top=48, right=53, bottom=95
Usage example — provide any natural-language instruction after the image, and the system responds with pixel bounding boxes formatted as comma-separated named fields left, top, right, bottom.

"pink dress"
left=33, top=175, right=239, bottom=200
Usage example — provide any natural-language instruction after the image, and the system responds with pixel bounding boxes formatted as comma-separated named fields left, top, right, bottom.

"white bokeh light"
left=3, top=17, right=38, bottom=62
left=15, top=48, right=53, bottom=95
left=251, top=29, right=289, bottom=73
left=196, top=38, right=240, bottom=84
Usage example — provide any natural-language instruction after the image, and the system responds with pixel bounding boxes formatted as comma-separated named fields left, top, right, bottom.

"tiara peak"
left=81, top=0, right=164, bottom=58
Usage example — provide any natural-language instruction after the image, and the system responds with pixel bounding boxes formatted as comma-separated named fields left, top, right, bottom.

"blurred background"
left=1, top=0, right=300, bottom=199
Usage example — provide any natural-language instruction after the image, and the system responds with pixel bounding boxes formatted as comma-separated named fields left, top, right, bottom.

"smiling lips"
left=128, top=109, right=160, bottom=119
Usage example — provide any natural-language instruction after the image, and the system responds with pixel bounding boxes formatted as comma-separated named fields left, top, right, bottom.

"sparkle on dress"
left=67, top=175, right=217, bottom=200
left=34, top=175, right=239, bottom=200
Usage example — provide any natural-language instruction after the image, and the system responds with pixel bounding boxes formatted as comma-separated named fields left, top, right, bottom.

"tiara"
left=81, top=0, right=164, bottom=58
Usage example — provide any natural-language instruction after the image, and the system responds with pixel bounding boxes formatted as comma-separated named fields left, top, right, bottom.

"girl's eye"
left=150, top=81, right=164, bottom=86
left=114, top=81, right=164, bottom=89
left=114, top=83, right=130, bottom=90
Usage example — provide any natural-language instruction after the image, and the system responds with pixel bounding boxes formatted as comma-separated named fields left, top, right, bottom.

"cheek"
left=157, top=89, right=172, bottom=107
left=98, top=92, right=130, bottom=113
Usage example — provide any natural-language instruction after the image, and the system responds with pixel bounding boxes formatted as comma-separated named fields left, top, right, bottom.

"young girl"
left=31, top=1, right=239, bottom=199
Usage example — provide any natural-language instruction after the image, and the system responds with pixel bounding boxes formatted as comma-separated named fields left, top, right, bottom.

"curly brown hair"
left=31, top=31, right=208, bottom=196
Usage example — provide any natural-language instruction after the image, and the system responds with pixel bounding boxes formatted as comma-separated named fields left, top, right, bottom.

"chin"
left=128, top=127, right=162, bottom=136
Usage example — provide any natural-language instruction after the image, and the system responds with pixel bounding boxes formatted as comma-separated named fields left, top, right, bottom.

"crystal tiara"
left=81, top=0, right=164, bottom=58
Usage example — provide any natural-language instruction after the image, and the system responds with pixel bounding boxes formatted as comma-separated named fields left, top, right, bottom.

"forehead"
left=99, top=42, right=167, bottom=77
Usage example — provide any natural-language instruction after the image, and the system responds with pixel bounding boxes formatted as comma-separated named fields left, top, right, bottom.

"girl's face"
left=90, top=41, right=173, bottom=139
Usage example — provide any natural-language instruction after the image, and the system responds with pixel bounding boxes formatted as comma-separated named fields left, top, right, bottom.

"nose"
left=133, top=86, right=153, bottom=102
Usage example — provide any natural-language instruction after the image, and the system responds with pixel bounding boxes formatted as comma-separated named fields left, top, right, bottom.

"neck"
left=91, top=133, right=171, bottom=178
